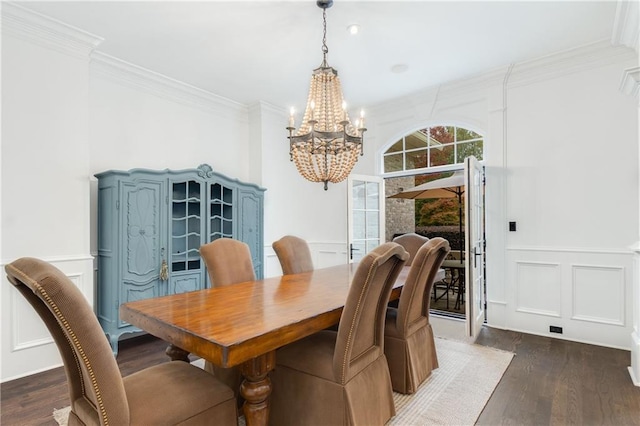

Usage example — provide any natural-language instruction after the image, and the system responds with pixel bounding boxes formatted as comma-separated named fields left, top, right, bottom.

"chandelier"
left=287, top=0, right=366, bottom=190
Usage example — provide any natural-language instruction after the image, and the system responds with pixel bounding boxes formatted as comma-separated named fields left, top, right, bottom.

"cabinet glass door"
left=208, top=183, right=234, bottom=241
left=171, top=180, right=202, bottom=273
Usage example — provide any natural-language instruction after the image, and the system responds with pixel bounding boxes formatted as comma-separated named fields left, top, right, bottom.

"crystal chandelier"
left=287, top=0, right=366, bottom=190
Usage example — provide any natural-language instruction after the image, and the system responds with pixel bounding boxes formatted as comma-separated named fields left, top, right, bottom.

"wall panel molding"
left=0, top=254, right=94, bottom=268
left=506, top=247, right=633, bottom=350
left=507, top=246, right=634, bottom=255
left=11, top=271, right=84, bottom=351
left=515, top=261, right=562, bottom=318
left=1, top=1, right=103, bottom=58
left=571, top=264, right=626, bottom=326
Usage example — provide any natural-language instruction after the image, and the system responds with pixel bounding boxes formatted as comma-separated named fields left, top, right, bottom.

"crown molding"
left=248, top=101, right=285, bottom=117
left=1, top=2, right=103, bottom=59
left=612, top=0, right=639, bottom=52
left=438, top=65, right=512, bottom=98
left=90, top=51, right=247, bottom=119
left=620, top=66, right=640, bottom=98
left=508, top=39, right=637, bottom=88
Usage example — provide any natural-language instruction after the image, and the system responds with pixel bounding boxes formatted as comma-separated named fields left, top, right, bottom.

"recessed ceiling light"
left=391, top=64, right=409, bottom=74
left=347, top=24, right=360, bottom=35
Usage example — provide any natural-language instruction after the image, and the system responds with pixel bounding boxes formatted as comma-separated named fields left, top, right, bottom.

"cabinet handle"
left=160, top=248, right=169, bottom=281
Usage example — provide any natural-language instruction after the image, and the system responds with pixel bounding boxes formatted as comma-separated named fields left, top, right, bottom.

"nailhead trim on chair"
left=9, top=266, right=111, bottom=426
left=339, top=255, right=401, bottom=385
left=340, top=259, right=378, bottom=384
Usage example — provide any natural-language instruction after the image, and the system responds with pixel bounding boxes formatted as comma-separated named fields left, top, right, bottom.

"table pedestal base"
left=240, top=351, right=276, bottom=426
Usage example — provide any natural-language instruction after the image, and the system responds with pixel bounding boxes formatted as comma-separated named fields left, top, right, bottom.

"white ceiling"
left=23, top=1, right=618, bottom=111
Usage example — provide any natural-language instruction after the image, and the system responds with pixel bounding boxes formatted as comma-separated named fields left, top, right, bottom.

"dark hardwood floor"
left=2, top=328, right=639, bottom=425
left=475, top=328, right=640, bottom=425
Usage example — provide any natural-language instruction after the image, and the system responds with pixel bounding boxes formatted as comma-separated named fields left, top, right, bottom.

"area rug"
left=53, top=337, right=513, bottom=426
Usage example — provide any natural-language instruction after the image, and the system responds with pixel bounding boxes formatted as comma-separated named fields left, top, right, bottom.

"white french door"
left=347, top=175, right=385, bottom=263
left=464, top=156, right=486, bottom=339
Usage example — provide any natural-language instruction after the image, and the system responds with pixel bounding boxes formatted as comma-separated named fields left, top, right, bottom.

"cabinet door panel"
left=119, top=281, right=160, bottom=328
left=170, top=273, right=202, bottom=294
left=121, top=180, right=163, bottom=283
left=238, top=190, right=263, bottom=278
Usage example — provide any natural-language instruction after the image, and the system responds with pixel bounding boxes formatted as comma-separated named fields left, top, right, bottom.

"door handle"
left=473, top=248, right=482, bottom=268
left=350, top=244, right=360, bottom=260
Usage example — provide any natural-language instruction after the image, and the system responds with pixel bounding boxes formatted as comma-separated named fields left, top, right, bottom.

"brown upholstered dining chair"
left=5, top=257, right=238, bottom=426
left=199, top=238, right=256, bottom=404
left=270, top=242, right=409, bottom=425
left=200, top=238, right=256, bottom=287
left=392, top=232, right=430, bottom=266
left=272, top=235, right=314, bottom=275
left=384, top=237, right=451, bottom=394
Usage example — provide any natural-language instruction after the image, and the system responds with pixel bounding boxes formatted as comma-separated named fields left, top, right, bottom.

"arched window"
left=383, top=125, right=483, bottom=173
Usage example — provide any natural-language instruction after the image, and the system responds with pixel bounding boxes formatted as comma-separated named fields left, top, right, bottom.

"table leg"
left=239, top=351, right=276, bottom=426
left=165, top=344, right=190, bottom=362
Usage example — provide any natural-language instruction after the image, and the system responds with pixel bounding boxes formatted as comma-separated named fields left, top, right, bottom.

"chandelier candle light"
left=287, top=0, right=366, bottom=190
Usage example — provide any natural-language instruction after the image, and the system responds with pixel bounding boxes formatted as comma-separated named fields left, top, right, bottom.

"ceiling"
left=23, top=1, right=618, bottom=111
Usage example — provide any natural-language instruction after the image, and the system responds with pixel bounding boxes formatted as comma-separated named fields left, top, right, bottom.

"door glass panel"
left=366, top=211, right=379, bottom=237
left=353, top=181, right=366, bottom=209
left=353, top=211, right=366, bottom=239
left=365, top=182, right=379, bottom=209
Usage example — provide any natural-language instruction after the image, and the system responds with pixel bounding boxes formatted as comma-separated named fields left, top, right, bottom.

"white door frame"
left=347, top=175, right=385, bottom=263
left=464, top=156, right=486, bottom=339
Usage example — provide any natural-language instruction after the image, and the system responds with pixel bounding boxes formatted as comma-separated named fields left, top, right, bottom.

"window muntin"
left=383, top=126, right=483, bottom=173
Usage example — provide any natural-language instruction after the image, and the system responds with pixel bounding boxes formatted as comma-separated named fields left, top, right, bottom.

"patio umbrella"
left=388, top=171, right=465, bottom=260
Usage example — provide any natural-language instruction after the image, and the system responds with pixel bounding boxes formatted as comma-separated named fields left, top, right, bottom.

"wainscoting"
left=505, top=247, right=633, bottom=350
left=0, top=255, right=95, bottom=382
left=264, top=241, right=347, bottom=278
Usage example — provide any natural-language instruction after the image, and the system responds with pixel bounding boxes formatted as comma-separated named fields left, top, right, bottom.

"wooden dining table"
left=120, top=263, right=411, bottom=426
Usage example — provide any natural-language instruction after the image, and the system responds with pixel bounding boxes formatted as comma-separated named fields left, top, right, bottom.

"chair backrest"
left=200, top=238, right=256, bottom=286
left=333, top=242, right=408, bottom=384
left=5, top=257, right=129, bottom=426
left=396, top=237, right=451, bottom=336
left=272, top=235, right=314, bottom=275
left=392, top=233, right=430, bottom=266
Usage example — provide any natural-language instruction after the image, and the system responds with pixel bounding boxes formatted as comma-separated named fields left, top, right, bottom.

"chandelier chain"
left=322, top=9, right=328, bottom=61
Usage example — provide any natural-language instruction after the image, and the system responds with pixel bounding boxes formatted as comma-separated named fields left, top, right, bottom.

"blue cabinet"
left=96, top=164, right=265, bottom=354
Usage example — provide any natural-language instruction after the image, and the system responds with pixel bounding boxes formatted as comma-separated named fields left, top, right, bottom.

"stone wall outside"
left=385, top=176, right=415, bottom=242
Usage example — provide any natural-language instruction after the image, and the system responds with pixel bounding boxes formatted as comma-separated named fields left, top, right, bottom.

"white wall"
left=503, top=56, right=638, bottom=349
left=366, top=41, right=639, bottom=350
left=1, top=3, right=99, bottom=381
left=253, top=102, right=349, bottom=277
left=1, top=5, right=252, bottom=381
left=88, top=52, right=250, bottom=180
